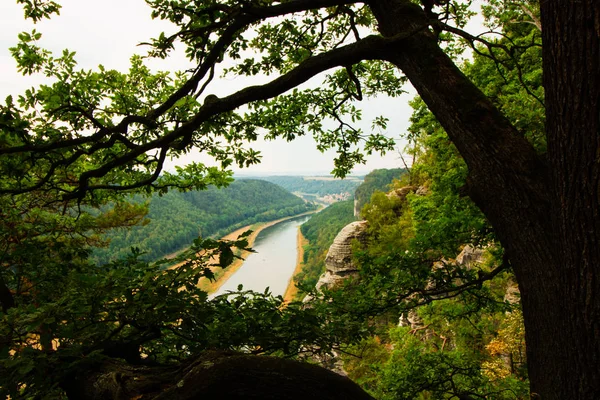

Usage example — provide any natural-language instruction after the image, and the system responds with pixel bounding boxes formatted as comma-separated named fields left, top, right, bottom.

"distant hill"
left=92, top=180, right=316, bottom=264
left=255, top=176, right=362, bottom=198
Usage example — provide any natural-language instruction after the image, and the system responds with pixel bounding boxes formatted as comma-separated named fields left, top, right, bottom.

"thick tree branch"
left=146, top=0, right=363, bottom=122
left=53, top=33, right=414, bottom=200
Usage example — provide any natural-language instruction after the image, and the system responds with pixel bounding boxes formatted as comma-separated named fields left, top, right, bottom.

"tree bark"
left=541, top=0, right=600, bottom=398
left=368, top=0, right=600, bottom=398
left=61, top=351, right=374, bottom=400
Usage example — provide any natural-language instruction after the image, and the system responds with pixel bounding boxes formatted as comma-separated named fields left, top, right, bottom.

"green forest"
left=2, top=1, right=599, bottom=399
left=353, top=168, right=405, bottom=214
left=92, top=179, right=316, bottom=263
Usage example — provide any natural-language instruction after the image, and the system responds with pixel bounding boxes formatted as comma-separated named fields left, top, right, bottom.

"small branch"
left=520, top=5, right=541, bottom=32
left=345, top=65, right=363, bottom=100
left=438, top=22, right=544, bottom=107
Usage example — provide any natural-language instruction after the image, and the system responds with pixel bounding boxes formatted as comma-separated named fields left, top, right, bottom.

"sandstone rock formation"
left=305, top=221, right=368, bottom=376
left=314, top=220, right=368, bottom=292
left=455, top=244, right=486, bottom=269
left=386, top=185, right=417, bottom=201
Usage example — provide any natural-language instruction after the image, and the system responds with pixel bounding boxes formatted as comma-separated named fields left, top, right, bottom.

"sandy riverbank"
left=283, top=227, right=308, bottom=303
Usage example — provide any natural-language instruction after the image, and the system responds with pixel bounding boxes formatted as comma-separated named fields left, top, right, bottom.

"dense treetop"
left=354, top=168, right=405, bottom=215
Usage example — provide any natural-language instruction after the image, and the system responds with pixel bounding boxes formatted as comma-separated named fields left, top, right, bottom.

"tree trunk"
left=61, top=351, right=375, bottom=400
left=368, top=0, right=600, bottom=398
left=541, top=0, right=600, bottom=398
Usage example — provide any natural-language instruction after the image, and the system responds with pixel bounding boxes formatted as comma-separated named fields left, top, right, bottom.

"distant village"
left=318, top=192, right=352, bottom=204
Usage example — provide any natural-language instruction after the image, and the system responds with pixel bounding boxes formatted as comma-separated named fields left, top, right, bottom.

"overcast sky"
left=0, top=1, right=424, bottom=176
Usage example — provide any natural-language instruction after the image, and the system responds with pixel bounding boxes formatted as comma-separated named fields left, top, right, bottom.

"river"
left=213, top=214, right=312, bottom=297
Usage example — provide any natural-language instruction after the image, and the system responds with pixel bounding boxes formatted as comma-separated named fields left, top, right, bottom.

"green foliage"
left=16, top=0, right=61, bottom=22
left=464, top=8, right=545, bottom=152
left=1, top=1, right=403, bottom=208
left=0, top=232, right=356, bottom=398
left=354, top=168, right=406, bottom=216
left=92, top=179, right=316, bottom=264
left=1, top=1, right=403, bottom=396
left=325, top=5, right=544, bottom=397
left=357, top=291, right=529, bottom=400
left=405, top=104, right=492, bottom=256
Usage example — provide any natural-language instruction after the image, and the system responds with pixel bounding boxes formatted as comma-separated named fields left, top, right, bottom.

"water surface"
left=214, top=215, right=311, bottom=297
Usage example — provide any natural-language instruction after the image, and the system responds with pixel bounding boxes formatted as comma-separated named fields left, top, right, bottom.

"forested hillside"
left=354, top=169, right=405, bottom=216
left=93, top=180, right=315, bottom=264
left=295, top=200, right=356, bottom=291
left=322, top=11, right=541, bottom=398
left=258, top=176, right=362, bottom=196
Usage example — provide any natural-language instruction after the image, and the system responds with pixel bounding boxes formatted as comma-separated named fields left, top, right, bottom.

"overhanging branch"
left=6, top=32, right=414, bottom=201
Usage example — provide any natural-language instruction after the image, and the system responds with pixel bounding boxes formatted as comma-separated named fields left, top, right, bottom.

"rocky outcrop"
left=399, top=245, right=487, bottom=330
left=314, top=186, right=423, bottom=298
left=314, top=221, right=368, bottom=292
left=62, top=351, right=375, bottom=400
left=504, top=283, right=520, bottom=305
left=354, top=198, right=360, bottom=218
left=386, top=185, right=417, bottom=201
left=354, top=184, right=420, bottom=217
left=455, top=244, right=486, bottom=269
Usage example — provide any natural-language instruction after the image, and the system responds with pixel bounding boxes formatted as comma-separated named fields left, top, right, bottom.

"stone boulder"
left=456, top=244, right=486, bottom=269
left=321, top=221, right=368, bottom=277
left=307, top=220, right=368, bottom=298
left=386, top=185, right=418, bottom=201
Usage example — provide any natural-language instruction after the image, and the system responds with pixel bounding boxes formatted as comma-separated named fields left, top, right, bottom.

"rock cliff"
left=314, top=221, right=368, bottom=292
left=399, top=244, right=487, bottom=330
left=305, top=220, right=368, bottom=375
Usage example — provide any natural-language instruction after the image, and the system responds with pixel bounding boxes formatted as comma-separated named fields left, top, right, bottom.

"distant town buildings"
left=319, top=192, right=352, bottom=204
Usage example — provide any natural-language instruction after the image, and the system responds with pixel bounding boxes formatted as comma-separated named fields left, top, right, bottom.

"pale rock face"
left=315, top=271, right=347, bottom=292
left=323, top=221, right=368, bottom=276
left=386, top=185, right=417, bottom=201
left=455, top=246, right=522, bottom=304
left=401, top=245, right=487, bottom=330
left=455, top=245, right=486, bottom=269
left=316, top=186, right=426, bottom=292
left=306, top=221, right=368, bottom=376
left=415, top=186, right=430, bottom=196
left=303, top=221, right=368, bottom=303
left=504, top=283, right=521, bottom=305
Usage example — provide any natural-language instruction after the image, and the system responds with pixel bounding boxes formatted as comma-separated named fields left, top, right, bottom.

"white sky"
left=0, top=1, right=422, bottom=176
